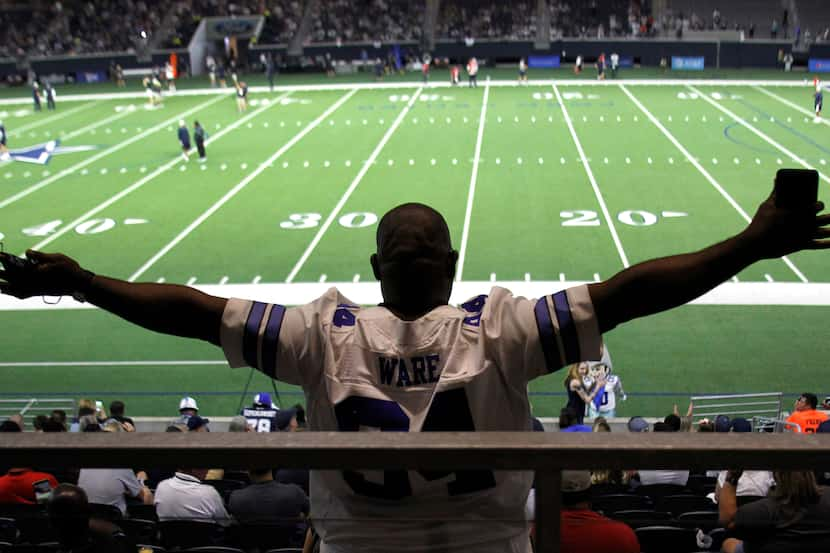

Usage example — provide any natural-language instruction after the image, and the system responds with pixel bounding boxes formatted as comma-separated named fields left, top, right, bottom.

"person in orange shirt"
left=786, top=393, right=828, bottom=433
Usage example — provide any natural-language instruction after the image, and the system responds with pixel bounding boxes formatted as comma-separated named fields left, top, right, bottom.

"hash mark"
left=319, top=274, right=327, bottom=283
left=253, top=275, right=262, bottom=284
left=219, top=276, right=229, bottom=285
left=764, top=274, right=774, bottom=282
left=187, top=277, right=197, bottom=285
left=352, top=274, right=360, bottom=283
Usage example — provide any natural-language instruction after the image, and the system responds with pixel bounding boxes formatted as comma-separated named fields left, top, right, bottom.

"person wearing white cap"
left=176, top=396, right=198, bottom=425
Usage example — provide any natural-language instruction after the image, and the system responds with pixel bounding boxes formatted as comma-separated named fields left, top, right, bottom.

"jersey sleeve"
left=220, top=291, right=335, bottom=386
left=481, top=285, right=602, bottom=381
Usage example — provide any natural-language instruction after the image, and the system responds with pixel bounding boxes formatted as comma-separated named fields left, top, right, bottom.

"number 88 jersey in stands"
left=220, top=286, right=601, bottom=553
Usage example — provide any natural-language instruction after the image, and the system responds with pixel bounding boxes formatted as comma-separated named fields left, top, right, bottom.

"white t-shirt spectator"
left=638, top=470, right=690, bottom=486
left=154, top=472, right=230, bottom=525
left=715, top=470, right=775, bottom=500
left=78, top=468, right=143, bottom=515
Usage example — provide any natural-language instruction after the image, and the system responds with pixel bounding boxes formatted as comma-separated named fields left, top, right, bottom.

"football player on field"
left=3, top=189, right=830, bottom=553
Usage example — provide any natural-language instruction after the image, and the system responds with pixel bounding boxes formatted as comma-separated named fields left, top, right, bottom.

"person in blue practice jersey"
left=240, top=393, right=281, bottom=433
left=3, top=192, right=830, bottom=553
left=177, top=120, right=190, bottom=162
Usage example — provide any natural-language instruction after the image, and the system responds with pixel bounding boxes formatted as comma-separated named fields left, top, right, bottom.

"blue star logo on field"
left=0, top=140, right=100, bottom=165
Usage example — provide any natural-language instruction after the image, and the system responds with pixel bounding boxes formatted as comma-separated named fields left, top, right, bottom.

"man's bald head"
left=372, top=203, right=458, bottom=319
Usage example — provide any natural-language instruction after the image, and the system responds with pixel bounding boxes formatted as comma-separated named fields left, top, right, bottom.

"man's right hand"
left=0, top=250, right=93, bottom=299
left=741, top=192, right=830, bottom=260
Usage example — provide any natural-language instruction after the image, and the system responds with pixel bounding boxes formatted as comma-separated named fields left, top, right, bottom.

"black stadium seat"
left=128, top=503, right=159, bottom=521
left=686, top=474, right=718, bottom=495
left=204, top=480, right=247, bottom=503
left=635, top=526, right=701, bottom=553
left=158, top=520, right=225, bottom=550
left=737, top=495, right=766, bottom=506
left=116, top=518, right=158, bottom=545
left=181, top=548, right=244, bottom=553
left=676, top=510, right=720, bottom=529
left=88, top=502, right=124, bottom=521
left=635, top=483, right=689, bottom=502
left=0, top=519, right=17, bottom=544
left=609, top=509, right=673, bottom=529
left=656, top=494, right=716, bottom=516
left=227, top=522, right=305, bottom=550
left=592, top=493, right=652, bottom=514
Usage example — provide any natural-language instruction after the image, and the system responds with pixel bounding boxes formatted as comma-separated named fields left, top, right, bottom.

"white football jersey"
left=221, top=286, right=601, bottom=552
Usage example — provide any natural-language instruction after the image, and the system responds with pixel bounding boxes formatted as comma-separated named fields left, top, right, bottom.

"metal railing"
left=0, top=398, right=76, bottom=418
left=691, top=392, right=784, bottom=420
left=3, top=432, right=830, bottom=552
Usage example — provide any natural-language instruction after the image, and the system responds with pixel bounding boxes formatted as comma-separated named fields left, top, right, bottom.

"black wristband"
left=72, top=270, right=96, bottom=303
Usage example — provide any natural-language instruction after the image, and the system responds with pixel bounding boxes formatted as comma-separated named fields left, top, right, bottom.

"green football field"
left=1, top=71, right=828, bottom=419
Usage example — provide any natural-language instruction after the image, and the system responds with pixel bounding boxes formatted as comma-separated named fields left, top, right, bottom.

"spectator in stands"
left=51, top=409, right=67, bottom=429
left=635, top=422, right=689, bottom=486
left=697, top=418, right=715, bottom=432
left=559, top=470, right=640, bottom=553
left=228, top=415, right=252, bottom=432
left=2, top=188, right=830, bottom=553
left=154, top=468, right=231, bottom=525
left=77, top=460, right=153, bottom=516
left=559, top=407, right=591, bottom=432
left=720, top=470, right=830, bottom=552
left=564, top=362, right=603, bottom=425
left=711, top=418, right=774, bottom=504
left=177, top=396, right=199, bottom=424
left=275, top=407, right=299, bottom=431
left=0, top=467, right=58, bottom=503
left=592, top=416, right=611, bottom=432
left=229, top=467, right=309, bottom=524
left=70, top=399, right=96, bottom=431
left=627, top=416, right=649, bottom=433
left=48, top=483, right=132, bottom=553
left=715, top=414, right=732, bottom=433
left=786, top=393, right=829, bottom=433
left=187, top=415, right=210, bottom=432
left=108, top=400, right=133, bottom=427
left=33, top=414, right=48, bottom=431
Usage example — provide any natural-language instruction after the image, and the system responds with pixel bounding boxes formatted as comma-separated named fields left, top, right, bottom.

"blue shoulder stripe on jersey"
left=260, top=304, right=286, bottom=378
left=243, top=301, right=267, bottom=369
left=534, top=297, right=562, bottom=372
left=552, top=291, right=580, bottom=365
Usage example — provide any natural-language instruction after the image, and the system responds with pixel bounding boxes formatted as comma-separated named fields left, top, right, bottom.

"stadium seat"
left=590, top=482, right=630, bottom=497
left=158, top=520, right=225, bottom=549
left=676, top=510, right=720, bottom=529
left=227, top=522, right=305, bottom=550
left=88, top=502, right=124, bottom=521
left=634, top=526, right=701, bottom=553
left=181, top=545, right=245, bottom=553
left=0, top=519, right=17, bottom=544
left=686, top=474, right=718, bottom=495
left=116, top=518, right=158, bottom=545
left=635, top=483, right=690, bottom=502
left=128, top=504, right=159, bottom=521
left=264, top=549, right=303, bottom=553
left=656, top=495, right=716, bottom=516
left=1, top=544, right=60, bottom=552
left=592, top=493, right=652, bottom=514
left=220, top=471, right=250, bottom=484
left=609, top=509, right=673, bottom=529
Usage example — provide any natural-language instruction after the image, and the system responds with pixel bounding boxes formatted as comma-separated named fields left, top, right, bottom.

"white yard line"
left=0, top=360, right=227, bottom=367
left=284, top=87, right=423, bottom=283
left=620, top=84, right=808, bottom=283
left=0, top=94, right=227, bottom=210
left=7, top=102, right=96, bottom=137
left=5, top=280, right=830, bottom=311
left=128, top=88, right=359, bottom=282
left=552, top=84, right=630, bottom=268
left=57, top=106, right=137, bottom=142
left=0, top=79, right=818, bottom=106
left=30, top=92, right=293, bottom=253
left=753, top=86, right=830, bottom=128
left=455, top=82, right=490, bottom=282
left=688, top=85, right=830, bottom=186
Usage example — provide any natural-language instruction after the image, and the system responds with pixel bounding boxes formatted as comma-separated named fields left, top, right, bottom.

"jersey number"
left=334, top=388, right=497, bottom=500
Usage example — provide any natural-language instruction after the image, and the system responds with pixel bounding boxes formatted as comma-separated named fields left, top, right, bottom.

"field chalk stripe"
left=754, top=86, right=830, bottom=129
left=553, top=84, right=630, bottom=268
left=455, top=83, right=490, bottom=282
left=623, top=84, right=808, bottom=283
left=284, top=87, right=423, bottom=283
left=8, top=101, right=97, bottom=137
left=128, top=89, right=359, bottom=282
left=30, top=92, right=293, bottom=253
left=0, top=94, right=227, bottom=210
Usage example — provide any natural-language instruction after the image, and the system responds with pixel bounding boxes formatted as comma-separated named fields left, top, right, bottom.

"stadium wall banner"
left=671, top=56, right=705, bottom=71
left=76, top=71, right=107, bottom=83
left=618, top=56, right=634, bottom=68
left=528, top=55, right=561, bottom=69
left=808, top=59, right=830, bottom=72
left=205, top=16, right=264, bottom=40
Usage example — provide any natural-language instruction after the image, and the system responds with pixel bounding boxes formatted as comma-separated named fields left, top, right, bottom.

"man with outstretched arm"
left=1, top=188, right=828, bottom=553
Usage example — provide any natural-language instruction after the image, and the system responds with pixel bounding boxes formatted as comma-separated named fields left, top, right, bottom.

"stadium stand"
left=309, top=0, right=425, bottom=43
left=437, top=0, right=537, bottom=40
left=659, top=0, right=783, bottom=37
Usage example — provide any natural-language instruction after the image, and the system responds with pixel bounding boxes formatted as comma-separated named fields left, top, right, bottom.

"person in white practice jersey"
left=2, top=193, right=829, bottom=553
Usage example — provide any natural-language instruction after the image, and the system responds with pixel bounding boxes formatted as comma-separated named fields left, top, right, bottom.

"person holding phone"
left=0, top=467, right=58, bottom=504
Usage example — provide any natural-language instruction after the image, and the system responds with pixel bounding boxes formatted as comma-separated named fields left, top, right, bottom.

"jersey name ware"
left=221, top=286, right=601, bottom=551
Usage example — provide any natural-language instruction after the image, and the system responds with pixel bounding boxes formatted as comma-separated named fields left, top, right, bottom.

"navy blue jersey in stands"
left=178, top=127, right=190, bottom=148
left=240, top=406, right=279, bottom=432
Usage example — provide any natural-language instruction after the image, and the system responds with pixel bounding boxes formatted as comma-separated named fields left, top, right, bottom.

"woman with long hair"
left=563, top=362, right=604, bottom=425
left=719, top=470, right=830, bottom=552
